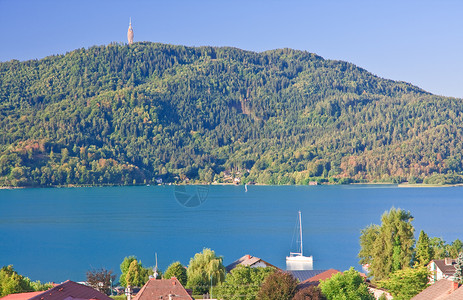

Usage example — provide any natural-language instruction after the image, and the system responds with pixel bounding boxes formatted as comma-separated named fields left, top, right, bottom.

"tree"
left=186, top=248, right=225, bottom=295
left=378, top=266, right=429, bottom=300
left=448, top=239, right=463, bottom=258
left=0, top=265, right=51, bottom=297
left=215, top=266, right=275, bottom=300
left=0, top=266, right=32, bottom=297
left=292, top=286, right=326, bottom=300
left=257, top=271, right=298, bottom=300
left=358, top=208, right=415, bottom=280
left=453, top=252, right=463, bottom=284
left=126, top=260, right=143, bottom=288
left=119, top=256, right=151, bottom=287
left=86, top=268, right=116, bottom=295
left=415, top=230, right=433, bottom=266
left=430, top=237, right=448, bottom=259
left=163, top=262, right=187, bottom=286
left=319, top=267, right=374, bottom=300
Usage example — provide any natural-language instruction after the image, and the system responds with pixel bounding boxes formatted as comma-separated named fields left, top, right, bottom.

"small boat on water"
left=286, top=211, right=313, bottom=270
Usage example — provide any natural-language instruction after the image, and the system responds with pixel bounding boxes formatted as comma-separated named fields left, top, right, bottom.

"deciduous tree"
left=186, top=248, right=225, bottom=295
left=257, top=271, right=298, bottom=300
left=292, top=285, right=326, bottom=300
left=163, top=262, right=187, bottom=286
left=319, top=267, right=374, bottom=300
left=86, top=268, right=116, bottom=295
left=358, top=208, right=415, bottom=280
left=215, top=266, right=275, bottom=300
left=378, top=266, right=429, bottom=300
left=119, top=256, right=151, bottom=287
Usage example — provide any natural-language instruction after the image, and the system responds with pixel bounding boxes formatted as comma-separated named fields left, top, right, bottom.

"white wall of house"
left=250, top=261, right=268, bottom=268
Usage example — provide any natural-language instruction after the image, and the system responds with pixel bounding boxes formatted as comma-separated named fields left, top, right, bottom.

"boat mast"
left=299, top=210, right=303, bottom=255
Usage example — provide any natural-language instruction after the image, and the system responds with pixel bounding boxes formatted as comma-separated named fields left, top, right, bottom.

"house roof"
left=132, top=278, right=192, bottom=300
left=432, top=259, right=457, bottom=277
left=287, top=270, right=326, bottom=283
left=445, top=285, right=463, bottom=300
left=0, top=292, right=45, bottom=300
left=411, top=279, right=457, bottom=300
left=225, top=254, right=278, bottom=272
left=28, top=281, right=112, bottom=300
left=297, top=269, right=341, bottom=289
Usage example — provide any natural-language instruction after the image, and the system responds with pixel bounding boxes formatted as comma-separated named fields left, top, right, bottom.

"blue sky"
left=1, top=0, right=463, bottom=98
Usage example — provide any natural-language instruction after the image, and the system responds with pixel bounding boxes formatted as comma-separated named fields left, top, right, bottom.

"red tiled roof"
left=411, top=279, right=456, bottom=300
left=297, top=269, right=341, bottom=289
left=0, top=292, right=45, bottom=300
left=445, top=285, right=463, bottom=299
left=133, top=278, right=192, bottom=300
left=28, top=281, right=112, bottom=300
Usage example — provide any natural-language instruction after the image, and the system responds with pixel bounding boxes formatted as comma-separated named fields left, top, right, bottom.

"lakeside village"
left=2, top=209, right=463, bottom=300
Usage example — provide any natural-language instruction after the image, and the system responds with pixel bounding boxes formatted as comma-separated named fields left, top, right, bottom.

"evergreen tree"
left=453, top=252, right=463, bottom=284
left=415, top=230, right=433, bottom=266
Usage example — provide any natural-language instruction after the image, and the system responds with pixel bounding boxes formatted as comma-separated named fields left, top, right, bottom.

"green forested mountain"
left=1, top=42, right=462, bottom=187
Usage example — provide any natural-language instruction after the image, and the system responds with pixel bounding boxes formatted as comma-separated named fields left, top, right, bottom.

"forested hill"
left=1, top=42, right=462, bottom=187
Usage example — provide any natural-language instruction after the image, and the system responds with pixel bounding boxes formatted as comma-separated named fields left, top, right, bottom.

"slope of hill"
left=1, top=42, right=462, bottom=187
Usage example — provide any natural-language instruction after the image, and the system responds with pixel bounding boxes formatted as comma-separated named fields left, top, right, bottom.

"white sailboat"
left=286, top=211, right=313, bottom=270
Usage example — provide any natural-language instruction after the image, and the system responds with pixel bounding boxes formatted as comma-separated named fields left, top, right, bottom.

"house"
left=429, top=258, right=457, bottom=283
left=296, top=269, right=340, bottom=289
left=225, top=254, right=279, bottom=273
left=132, top=277, right=192, bottom=300
left=367, top=283, right=393, bottom=300
left=288, top=270, right=329, bottom=283
left=411, top=278, right=461, bottom=299
left=0, top=281, right=113, bottom=300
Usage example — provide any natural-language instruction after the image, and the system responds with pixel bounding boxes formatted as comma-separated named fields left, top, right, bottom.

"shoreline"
left=1, top=182, right=463, bottom=189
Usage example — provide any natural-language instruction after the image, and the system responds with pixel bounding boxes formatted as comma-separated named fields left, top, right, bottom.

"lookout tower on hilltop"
left=127, top=18, right=134, bottom=45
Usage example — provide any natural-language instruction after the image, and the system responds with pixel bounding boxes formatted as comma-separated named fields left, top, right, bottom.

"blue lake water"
left=0, top=184, right=462, bottom=283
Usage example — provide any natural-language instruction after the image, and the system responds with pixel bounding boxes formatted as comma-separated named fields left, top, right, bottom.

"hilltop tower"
left=127, top=18, right=134, bottom=45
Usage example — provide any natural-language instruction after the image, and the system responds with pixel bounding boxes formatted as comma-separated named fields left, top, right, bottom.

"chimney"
left=247, top=254, right=251, bottom=259
left=453, top=281, right=459, bottom=290
left=445, top=257, right=453, bottom=265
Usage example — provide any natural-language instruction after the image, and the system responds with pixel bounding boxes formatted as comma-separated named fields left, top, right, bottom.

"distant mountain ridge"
left=0, top=42, right=462, bottom=187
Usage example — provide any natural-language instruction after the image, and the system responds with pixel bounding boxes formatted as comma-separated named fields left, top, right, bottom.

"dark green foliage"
left=257, top=271, right=298, bottom=300
left=1, top=42, right=463, bottom=186
left=215, top=266, right=275, bottom=300
left=318, top=267, right=374, bottom=300
left=163, top=262, right=187, bottom=286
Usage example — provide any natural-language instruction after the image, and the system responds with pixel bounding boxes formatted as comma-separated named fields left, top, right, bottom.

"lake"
left=0, top=184, right=462, bottom=283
